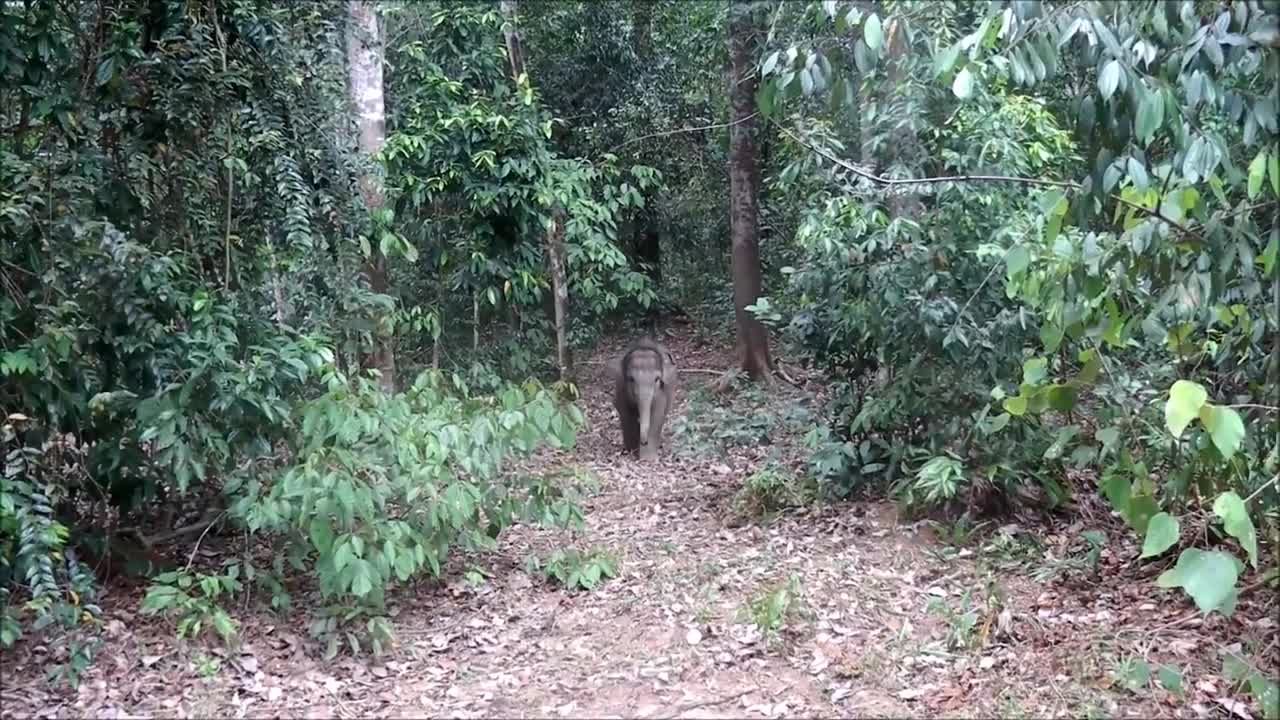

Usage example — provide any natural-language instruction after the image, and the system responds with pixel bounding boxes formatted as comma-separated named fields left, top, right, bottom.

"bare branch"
left=607, top=112, right=760, bottom=156
left=773, top=122, right=1200, bottom=240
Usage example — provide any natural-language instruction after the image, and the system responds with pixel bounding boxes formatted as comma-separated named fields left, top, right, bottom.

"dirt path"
left=2, top=327, right=1274, bottom=719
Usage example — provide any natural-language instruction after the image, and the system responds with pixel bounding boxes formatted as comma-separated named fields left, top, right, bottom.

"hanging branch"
left=773, top=121, right=1200, bottom=241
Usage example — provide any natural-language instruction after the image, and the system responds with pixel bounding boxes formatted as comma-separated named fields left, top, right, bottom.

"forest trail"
left=1, top=327, right=1224, bottom=719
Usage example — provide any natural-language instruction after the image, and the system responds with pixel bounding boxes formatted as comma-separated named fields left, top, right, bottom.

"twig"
left=946, top=257, right=1004, bottom=343
left=1227, top=403, right=1280, bottom=412
left=1243, top=474, right=1279, bottom=505
left=680, top=368, right=727, bottom=376
left=657, top=690, right=752, bottom=719
left=772, top=363, right=803, bottom=388
left=182, top=510, right=228, bottom=573
left=607, top=112, right=759, bottom=155
left=1238, top=567, right=1279, bottom=597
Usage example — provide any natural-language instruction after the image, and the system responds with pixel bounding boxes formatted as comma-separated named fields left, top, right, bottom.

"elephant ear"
left=662, top=351, right=679, bottom=389
left=606, top=354, right=624, bottom=381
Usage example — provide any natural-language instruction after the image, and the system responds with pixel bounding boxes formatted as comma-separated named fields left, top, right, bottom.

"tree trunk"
left=884, top=15, right=923, bottom=220
left=501, top=0, right=572, bottom=383
left=630, top=0, right=662, bottom=294
left=500, top=0, right=526, bottom=80
left=727, top=3, right=772, bottom=382
left=346, top=0, right=396, bottom=392
left=547, top=212, right=572, bottom=381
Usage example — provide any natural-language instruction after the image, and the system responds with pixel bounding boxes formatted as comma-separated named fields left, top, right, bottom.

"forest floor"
left=1, top=324, right=1276, bottom=719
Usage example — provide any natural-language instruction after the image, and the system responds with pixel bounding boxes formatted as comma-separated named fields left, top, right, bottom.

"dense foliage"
left=1, top=0, right=1277, bottom=710
left=756, top=0, right=1278, bottom=624
left=0, top=0, right=636, bottom=675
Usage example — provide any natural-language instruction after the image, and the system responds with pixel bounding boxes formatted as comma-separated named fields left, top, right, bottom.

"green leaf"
left=762, top=50, right=781, bottom=76
left=1039, top=323, right=1064, bottom=354
left=1198, top=404, right=1245, bottom=459
left=1247, top=150, right=1267, bottom=199
left=1158, top=665, right=1184, bottom=695
left=1135, top=87, right=1164, bottom=145
left=95, top=57, right=115, bottom=87
left=349, top=559, right=374, bottom=597
left=952, top=67, right=974, bottom=99
left=1164, top=380, right=1207, bottom=438
left=1046, top=384, right=1078, bottom=412
left=756, top=80, right=777, bottom=117
left=309, top=519, right=334, bottom=555
left=1120, top=659, right=1151, bottom=691
left=1140, top=512, right=1180, bottom=558
left=1022, top=357, right=1048, bottom=385
left=1269, top=152, right=1280, bottom=198
left=1005, top=245, right=1030, bottom=275
left=1002, top=395, right=1028, bottom=416
left=1101, top=471, right=1131, bottom=515
left=1098, top=60, right=1121, bottom=101
left=1250, top=676, right=1279, bottom=720
left=864, top=13, right=883, bottom=51
left=933, top=43, right=962, bottom=78
left=1212, top=491, right=1258, bottom=568
left=1096, top=426, right=1120, bottom=451
left=1125, top=494, right=1159, bottom=534
left=1156, top=549, right=1241, bottom=615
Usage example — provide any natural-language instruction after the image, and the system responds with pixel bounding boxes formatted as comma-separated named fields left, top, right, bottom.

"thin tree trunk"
left=728, top=2, right=772, bottom=382
left=631, top=2, right=662, bottom=295
left=547, top=211, right=571, bottom=380
left=500, top=0, right=572, bottom=382
left=347, top=0, right=396, bottom=392
left=473, top=293, right=480, bottom=353
left=499, top=0, right=526, bottom=80
left=884, top=15, right=923, bottom=220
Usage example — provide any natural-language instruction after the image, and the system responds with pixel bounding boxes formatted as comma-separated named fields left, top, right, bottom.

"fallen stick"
left=657, top=690, right=752, bottom=719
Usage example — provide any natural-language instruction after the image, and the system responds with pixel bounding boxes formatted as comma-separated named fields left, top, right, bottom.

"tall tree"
left=630, top=0, right=663, bottom=294
left=500, top=0, right=572, bottom=382
left=347, top=0, right=396, bottom=392
left=727, top=1, right=772, bottom=381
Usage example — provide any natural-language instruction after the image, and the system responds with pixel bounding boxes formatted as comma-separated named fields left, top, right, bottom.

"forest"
left=1, top=0, right=1278, bottom=717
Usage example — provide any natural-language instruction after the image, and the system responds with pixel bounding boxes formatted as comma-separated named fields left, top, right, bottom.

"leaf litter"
left=1, top=325, right=1276, bottom=719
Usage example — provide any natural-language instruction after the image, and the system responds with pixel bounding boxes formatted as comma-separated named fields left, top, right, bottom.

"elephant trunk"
left=635, top=383, right=655, bottom=448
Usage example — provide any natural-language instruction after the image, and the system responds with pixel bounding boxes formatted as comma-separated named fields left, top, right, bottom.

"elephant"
left=608, top=338, right=677, bottom=461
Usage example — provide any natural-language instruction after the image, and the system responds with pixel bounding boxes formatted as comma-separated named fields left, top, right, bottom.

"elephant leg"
left=618, top=402, right=640, bottom=452
left=641, top=392, right=669, bottom=460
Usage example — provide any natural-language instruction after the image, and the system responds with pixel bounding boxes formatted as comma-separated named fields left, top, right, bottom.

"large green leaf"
left=1125, top=494, right=1160, bottom=534
left=1098, top=60, right=1121, bottom=100
left=1156, top=549, right=1241, bottom=615
left=1269, top=151, right=1280, bottom=198
left=1164, top=380, right=1207, bottom=438
left=1135, top=84, right=1163, bottom=144
left=933, top=43, right=962, bottom=78
left=1022, top=357, right=1048, bottom=384
left=1198, top=404, right=1245, bottom=459
left=1248, top=149, right=1267, bottom=199
left=1212, top=492, right=1258, bottom=568
left=1140, top=512, right=1179, bottom=558
left=864, top=13, right=883, bottom=51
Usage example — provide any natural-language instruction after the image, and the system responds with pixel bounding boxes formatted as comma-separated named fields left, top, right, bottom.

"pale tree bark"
left=883, top=14, right=924, bottom=220
left=347, top=0, right=396, bottom=392
left=500, top=0, right=573, bottom=382
left=728, top=2, right=772, bottom=382
left=499, top=0, right=526, bottom=80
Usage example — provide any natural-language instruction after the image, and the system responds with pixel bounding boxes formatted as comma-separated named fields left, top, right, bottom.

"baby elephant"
left=609, top=338, right=678, bottom=461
